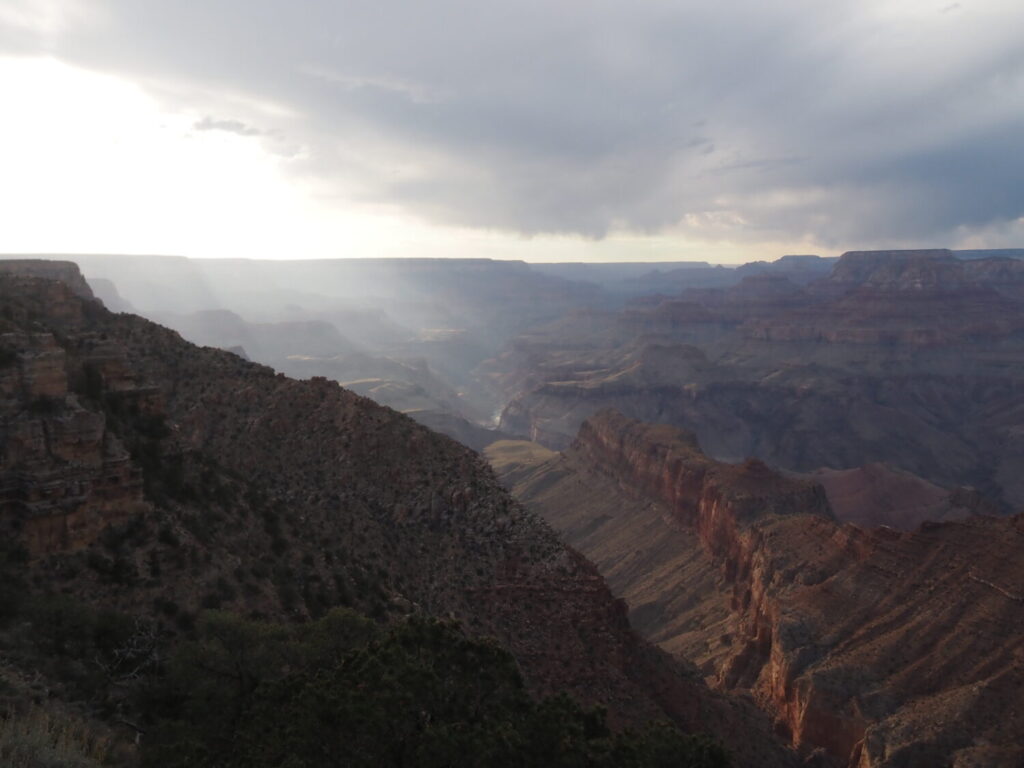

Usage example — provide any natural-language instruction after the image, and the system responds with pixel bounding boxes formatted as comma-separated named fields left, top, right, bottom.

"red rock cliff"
left=0, top=264, right=161, bottom=555
left=568, top=410, right=1024, bottom=767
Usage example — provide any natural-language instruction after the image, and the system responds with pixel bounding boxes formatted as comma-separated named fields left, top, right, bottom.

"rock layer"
left=489, top=250, right=1024, bottom=509
left=494, top=411, right=1024, bottom=767
left=0, top=323, right=148, bottom=555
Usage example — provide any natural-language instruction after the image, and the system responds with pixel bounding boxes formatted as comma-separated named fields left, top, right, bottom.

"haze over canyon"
left=1, top=247, right=1023, bottom=767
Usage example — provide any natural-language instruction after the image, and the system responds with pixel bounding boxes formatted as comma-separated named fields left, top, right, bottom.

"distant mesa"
left=0, top=258, right=95, bottom=299
left=954, top=248, right=1024, bottom=260
left=735, top=253, right=837, bottom=284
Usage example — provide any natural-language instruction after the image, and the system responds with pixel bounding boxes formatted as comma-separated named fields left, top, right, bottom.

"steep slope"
left=143, top=306, right=502, bottom=449
left=0, top=265, right=793, bottom=765
left=486, top=438, right=738, bottom=677
left=492, top=411, right=1024, bottom=767
left=61, top=254, right=599, bottom=447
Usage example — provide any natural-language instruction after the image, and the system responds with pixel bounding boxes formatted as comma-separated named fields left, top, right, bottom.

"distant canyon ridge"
left=13, top=247, right=1024, bottom=512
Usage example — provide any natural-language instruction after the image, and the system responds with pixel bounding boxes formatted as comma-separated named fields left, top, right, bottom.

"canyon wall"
left=497, top=411, right=1024, bottom=767
left=0, top=278, right=151, bottom=555
left=490, top=251, right=1024, bottom=509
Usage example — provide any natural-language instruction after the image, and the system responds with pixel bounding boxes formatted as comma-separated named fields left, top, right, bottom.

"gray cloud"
left=6, top=0, right=1024, bottom=248
left=193, top=116, right=262, bottom=136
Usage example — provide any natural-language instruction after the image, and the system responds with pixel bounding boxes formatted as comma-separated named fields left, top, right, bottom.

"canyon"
left=25, top=250, right=1024, bottom=514
left=489, top=410, right=1024, bottom=767
left=6, top=249, right=1024, bottom=766
left=487, top=249, right=1024, bottom=510
left=0, top=262, right=792, bottom=765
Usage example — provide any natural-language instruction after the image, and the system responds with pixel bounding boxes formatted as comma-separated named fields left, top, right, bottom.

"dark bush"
left=141, top=611, right=730, bottom=768
left=28, top=396, right=62, bottom=415
left=157, top=526, right=180, bottom=547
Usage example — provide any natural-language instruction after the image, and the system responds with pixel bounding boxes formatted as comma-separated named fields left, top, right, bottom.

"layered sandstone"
left=747, top=285, right=1024, bottom=345
left=0, top=324, right=148, bottom=556
left=495, top=411, right=1024, bottom=767
left=621, top=275, right=812, bottom=336
left=748, top=250, right=1024, bottom=344
left=0, top=259, right=95, bottom=299
left=489, top=251, right=1024, bottom=508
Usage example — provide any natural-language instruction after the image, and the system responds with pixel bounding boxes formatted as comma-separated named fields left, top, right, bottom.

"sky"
left=0, top=0, right=1022, bottom=263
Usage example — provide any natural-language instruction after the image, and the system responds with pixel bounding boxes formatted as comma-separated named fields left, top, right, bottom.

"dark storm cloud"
left=6, top=0, right=1023, bottom=246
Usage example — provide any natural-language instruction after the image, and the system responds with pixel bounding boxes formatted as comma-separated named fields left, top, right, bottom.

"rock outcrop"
left=493, top=411, right=1024, bottom=767
left=0, top=274, right=151, bottom=555
left=748, top=250, right=1024, bottom=345
left=0, top=259, right=95, bottom=299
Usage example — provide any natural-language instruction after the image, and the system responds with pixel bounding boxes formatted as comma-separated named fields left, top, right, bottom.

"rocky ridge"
left=492, top=410, right=1024, bottom=767
left=749, top=250, right=1024, bottom=345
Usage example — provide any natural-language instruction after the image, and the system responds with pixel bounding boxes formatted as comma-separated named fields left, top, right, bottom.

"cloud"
left=193, top=116, right=262, bottom=136
left=299, top=64, right=450, bottom=105
left=4, top=0, right=1024, bottom=249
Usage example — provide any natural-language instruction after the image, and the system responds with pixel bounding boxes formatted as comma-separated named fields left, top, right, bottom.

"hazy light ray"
left=0, top=55, right=829, bottom=263
left=0, top=56, right=440, bottom=259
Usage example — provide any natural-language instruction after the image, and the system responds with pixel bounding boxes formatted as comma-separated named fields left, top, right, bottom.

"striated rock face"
left=498, top=361, right=1024, bottom=515
left=495, top=411, right=1024, bottom=767
left=0, top=259, right=95, bottom=299
left=821, top=248, right=1024, bottom=297
left=0, top=316, right=148, bottom=556
left=0, top=271, right=155, bottom=557
left=744, top=289, right=1024, bottom=344
left=821, top=249, right=957, bottom=291
left=620, top=275, right=810, bottom=337
left=747, top=250, right=1024, bottom=345
left=488, top=250, right=1024, bottom=508
left=572, top=411, right=831, bottom=530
